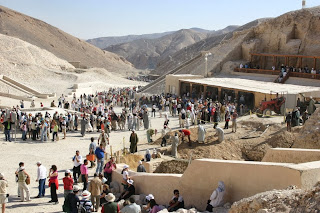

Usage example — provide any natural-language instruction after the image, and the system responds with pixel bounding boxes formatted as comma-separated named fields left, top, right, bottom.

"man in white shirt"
left=35, top=161, right=47, bottom=198
left=73, top=150, right=83, bottom=184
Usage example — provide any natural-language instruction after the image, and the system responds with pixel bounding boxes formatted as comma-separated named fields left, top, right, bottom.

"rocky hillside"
left=105, top=26, right=238, bottom=70
left=86, top=31, right=174, bottom=49
left=149, top=6, right=320, bottom=77
left=0, top=5, right=137, bottom=74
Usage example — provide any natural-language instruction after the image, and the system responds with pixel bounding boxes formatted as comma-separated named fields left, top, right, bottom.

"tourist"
left=98, top=130, right=109, bottom=149
left=80, top=160, right=89, bottom=191
left=231, top=110, right=238, bottom=133
left=143, top=194, right=154, bottom=212
left=121, top=197, right=141, bottom=213
left=285, top=112, right=292, bottom=132
left=63, top=185, right=80, bottom=213
left=99, top=184, right=110, bottom=206
left=15, top=164, right=31, bottom=202
left=117, top=179, right=135, bottom=201
left=95, top=144, right=105, bottom=174
left=137, top=161, right=146, bottom=172
left=63, top=170, right=73, bottom=198
left=197, top=124, right=206, bottom=143
left=40, top=120, right=48, bottom=142
left=72, top=150, right=82, bottom=184
left=101, top=193, right=119, bottom=213
left=3, top=119, right=13, bottom=142
left=48, top=165, right=59, bottom=204
left=89, top=137, right=97, bottom=168
left=103, top=157, right=117, bottom=185
left=81, top=117, right=87, bottom=137
left=35, top=161, right=47, bottom=198
left=224, top=111, right=230, bottom=129
left=0, top=173, right=8, bottom=213
left=179, top=129, right=191, bottom=147
left=167, top=189, right=184, bottom=212
left=61, top=117, right=67, bottom=139
left=88, top=173, right=102, bottom=212
left=21, top=121, right=27, bottom=141
left=78, top=190, right=93, bottom=212
left=149, top=199, right=162, bottom=213
left=206, top=181, right=225, bottom=211
left=129, top=130, right=139, bottom=153
left=52, top=120, right=59, bottom=141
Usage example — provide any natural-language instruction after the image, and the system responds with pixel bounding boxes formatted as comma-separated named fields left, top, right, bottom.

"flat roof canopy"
left=180, top=77, right=320, bottom=95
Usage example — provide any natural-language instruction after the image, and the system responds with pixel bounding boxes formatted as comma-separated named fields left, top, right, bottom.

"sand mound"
left=120, top=154, right=144, bottom=170
left=153, top=160, right=189, bottom=174
left=230, top=183, right=320, bottom=213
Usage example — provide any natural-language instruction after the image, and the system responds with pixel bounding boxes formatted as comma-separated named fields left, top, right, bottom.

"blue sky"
left=0, top=0, right=319, bottom=39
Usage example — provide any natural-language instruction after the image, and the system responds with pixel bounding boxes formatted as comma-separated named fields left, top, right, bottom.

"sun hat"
left=73, top=185, right=80, bottom=192
left=146, top=194, right=154, bottom=201
left=123, top=164, right=129, bottom=169
left=36, top=161, right=42, bottom=165
left=105, top=193, right=116, bottom=202
left=127, top=179, right=134, bottom=185
left=0, top=173, right=4, bottom=178
left=82, top=190, right=91, bottom=198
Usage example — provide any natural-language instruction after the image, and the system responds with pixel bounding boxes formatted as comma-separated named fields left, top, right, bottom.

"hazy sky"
left=0, top=0, right=319, bottom=39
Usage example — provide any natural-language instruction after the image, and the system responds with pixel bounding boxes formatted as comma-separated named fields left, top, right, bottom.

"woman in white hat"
left=101, top=193, right=119, bottom=213
left=121, top=165, right=130, bottom=189
left=78, top=190, right=93, bottom=212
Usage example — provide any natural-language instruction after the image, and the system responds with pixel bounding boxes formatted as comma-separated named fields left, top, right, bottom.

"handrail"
left=138, top=53, right=203, bottom=93
left=234, top=68, right=320, bottom=80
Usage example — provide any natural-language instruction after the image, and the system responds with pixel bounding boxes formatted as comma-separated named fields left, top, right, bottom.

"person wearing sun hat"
left=101, top=193, right=119, bottom=213
left=78, top=190, right=93, bottom=212
left=117, top=179, right=135, bottom=202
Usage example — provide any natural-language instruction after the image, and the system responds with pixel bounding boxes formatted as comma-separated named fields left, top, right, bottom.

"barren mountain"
left=0, top=5, right=137, bottom=74
left=86, top=31, right=174, bottom=49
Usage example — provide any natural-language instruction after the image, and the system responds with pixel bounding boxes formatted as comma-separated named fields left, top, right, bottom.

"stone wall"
left=113, top=159, right=320, bottom=211
left=262, top=148, right=320, bottom=163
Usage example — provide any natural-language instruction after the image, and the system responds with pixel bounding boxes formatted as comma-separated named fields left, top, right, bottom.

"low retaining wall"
left=113, top=159, right=320, bottom=211
left=262, top=148, right=320, bottom=163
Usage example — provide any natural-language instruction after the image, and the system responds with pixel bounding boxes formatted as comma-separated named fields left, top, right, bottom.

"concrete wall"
left=262, top=148, right=320, bottom=163
left=113, top=159, right=320, bottom=211
left=165, top=75, right=204, bottom=96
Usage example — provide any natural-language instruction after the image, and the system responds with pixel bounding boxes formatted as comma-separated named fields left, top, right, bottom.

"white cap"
left=36, top=161, right=41, bottom=165
left=66, top=170, right=71, bottom=174
left=73, top=185, right=80, bottom=192
left=146, top=194, right=154, bottom=201
left=139, top=161, right=142, bottom=165
left=123, top=164, right=129, bottom=169
left=0, top=173, right=4, bottom=178
left=127, top=179, right=134, bottom=185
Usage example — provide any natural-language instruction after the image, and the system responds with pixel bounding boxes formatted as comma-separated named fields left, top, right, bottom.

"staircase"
left=138, top=54, right=202, bottom=93
left=274, top=71, right=290, bottom=84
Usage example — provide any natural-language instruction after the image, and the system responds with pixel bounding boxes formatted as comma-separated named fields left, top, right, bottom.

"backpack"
left=181, top=113, right=186, bottom=119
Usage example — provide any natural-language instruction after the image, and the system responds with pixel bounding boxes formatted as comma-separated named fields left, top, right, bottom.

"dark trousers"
left=73, top=165, right=81, bottom=183
left=50, top=183, right=58, bottom=202
left=82, top=174, right=87, bottom=190
left=4, top=129, right=11, bottom=141
left=52, top=132, right=58, bottom=141
left=104, top=172, right=112, bottom=185
left=38, top=178, right=46, bottom=196
left=32, top=130, right=37, bottom=140
left=224, top=121, right=229, bottom=129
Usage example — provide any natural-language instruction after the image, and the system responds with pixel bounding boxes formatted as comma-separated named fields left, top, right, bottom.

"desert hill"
left=105, top=26, right=238, bottom=70
left=0, top=5, right=137, bottom=74
left=86, top=31, right=175, bottom=49
left=0, top=33, right=145, bottom=96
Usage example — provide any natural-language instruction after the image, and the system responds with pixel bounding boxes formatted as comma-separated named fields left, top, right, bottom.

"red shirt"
left=181, top=129, right=191, bottom=136
left=63, top=177, right=74, bottom=190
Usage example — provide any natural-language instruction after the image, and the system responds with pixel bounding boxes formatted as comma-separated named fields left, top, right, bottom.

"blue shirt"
left=95, top=147, right=104, bottom=160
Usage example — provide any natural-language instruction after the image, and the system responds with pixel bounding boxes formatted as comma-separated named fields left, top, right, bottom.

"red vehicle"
left=256, top=96, right=286, bottom=117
